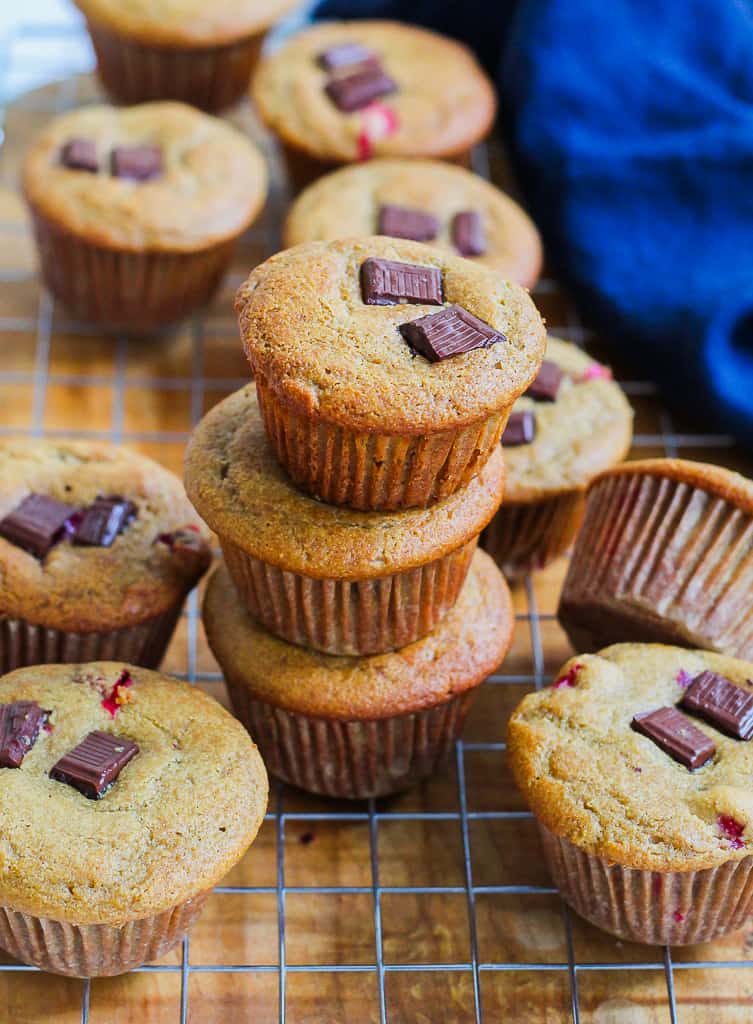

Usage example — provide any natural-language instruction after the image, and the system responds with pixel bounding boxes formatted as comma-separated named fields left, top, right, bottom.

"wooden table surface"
left=0, top=69, right=752, bottom=1024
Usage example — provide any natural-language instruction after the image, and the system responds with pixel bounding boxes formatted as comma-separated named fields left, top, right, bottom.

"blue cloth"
left=316, top=0, right=753, bottom=446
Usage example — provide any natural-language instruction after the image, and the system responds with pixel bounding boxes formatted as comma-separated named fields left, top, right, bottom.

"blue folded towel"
left=316, top=0, right=753, bottom=446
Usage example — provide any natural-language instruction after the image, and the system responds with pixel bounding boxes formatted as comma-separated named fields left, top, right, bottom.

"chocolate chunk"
left=399, top=304, right=505, bottom=362
left=60, top=138, right=99, bottom=173
left=325, top=66, right=397, bottom=112
left=0, top=702, right=48, bottom=768
left=50, top=730, right=139, bottom=799
left=377, top=204, right=439, bottom=242
left=73, top=496, right=136, bottom=548
left=502, top=411, right=536, bottom=446
left=680, top=670, right=753, bottom=740
left=318, top=43, right=377, bottom=72
left=526, top=360, right=564, bottom=401
left=452, top=210, right=486, bottom=257
left=360, top=257, right=443, bottom=306
left=0, top=494, right=77, bottom=559
left=631, top=707, right=716, bottom=769
left=111, top=145, right=163, bottom=182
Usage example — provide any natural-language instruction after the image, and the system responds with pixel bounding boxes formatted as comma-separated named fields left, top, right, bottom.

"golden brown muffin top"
left=284, top=159, right=543, bottom=287
left=508, top=643, right=753, bottom=872
left=0, top=440, right=211, bottom=632
left=592, top=458, right=753, bottom=515
left=252, top=21, right=496, bottom=162
left=0, top=662, right=267, bottom=924
left=204, top=549, right=512, bottom=719
left=73, top=0, right=298, bottom=46
left=185, top=386, right=505, bottom=579
left=23, top=102, right=267, bottom=252
left=503, top=338, right=633, bottom=503
left=236, top=237, right=546, bottom=433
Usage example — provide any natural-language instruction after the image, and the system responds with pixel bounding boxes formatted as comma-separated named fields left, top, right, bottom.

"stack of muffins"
left=186, top=235, right=547, bottom=798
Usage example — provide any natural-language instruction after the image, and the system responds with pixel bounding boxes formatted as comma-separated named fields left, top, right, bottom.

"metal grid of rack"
left=0, top=18, right=751, bottom=1024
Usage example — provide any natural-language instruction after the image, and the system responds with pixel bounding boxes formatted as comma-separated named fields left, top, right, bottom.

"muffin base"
left=86, top=18, right=265, bottom=112
left=30, top=209, right=237, bottom=331
left=558, top=469, right=753, bottom=658
left=0, top=604, right=183, bottom=674
left=538, top=823, right=753, bottom=945
left=0, top=891, right=209, bottom=977
left=481, top=491, right=584, bottom=581
left=220, top=536, right=477, bottom=655
left=227, top=681, right=478, bottom=799
left=256, top=378, right=506, bottom=511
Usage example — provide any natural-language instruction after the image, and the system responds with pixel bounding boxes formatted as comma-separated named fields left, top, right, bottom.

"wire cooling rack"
left=1, top=16, right=753, bottom=1024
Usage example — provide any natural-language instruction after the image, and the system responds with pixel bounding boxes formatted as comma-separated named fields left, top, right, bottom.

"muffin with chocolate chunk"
left=0, top=439, right=211, bottom=673
left=23, top=102, right=267, bottom=330
left=509, top=643, right=753, bottom=944
left=284, top=159, right=543, bottom=287
left=0, top=661, right=267, bottom=975
left=251, top=21, right=497, bottom=190
left=236, top=237, right=545, bottom=511
left=481, top=338, right=633, bottom=580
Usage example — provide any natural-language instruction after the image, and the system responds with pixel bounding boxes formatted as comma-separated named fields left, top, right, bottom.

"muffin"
left=236, top=237, right=546, bottom=511
left=509, top=643, right=753, bottom=944
left=283, top=159, right=543, bottom=287
left=23, top=102, right=267, bottom=330
left=73, top=0, right=298, bottom=111
left=558, top=459, right=753, bottom=658
left=204, top=549, right=512, bottom=798
left=251, top=20, right=497, bottom=190
left=0, top=661, right=267, bottom=975
left=481, top=339, right=633, bottom=580
left=0, top=439, right=211, bottom=673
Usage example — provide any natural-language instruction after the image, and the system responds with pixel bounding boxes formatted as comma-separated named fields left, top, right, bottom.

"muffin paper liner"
left=220, top=536, right=476, bottom=655
left=481, top=491, right=584, bottom=581
left=558, top=470, right=753, bottom=657
left=538, top=823, right=753, bottom=945
left=226, top=680, right=478, bottom=799
left=0, top=604, right=182, bottom=675
left=30, top=209, right=237, bottom=331
left=255, top=378, right=506, bottom=511
left=86, top=18, right=265, bottom=111
left=0, top=891, right=209, bottom=977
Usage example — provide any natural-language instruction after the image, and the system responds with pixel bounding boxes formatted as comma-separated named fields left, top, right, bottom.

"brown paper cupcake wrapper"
left=481, top=491, right=584, bottom=581
left=86, top=18, right=264, bottom=111
left=558, top=470, right=753, bottom=657
left=0, top=603, right=182, bottom=675
left=220, top=536, right=476, bottom=655
left=538, top=823, right=753, bottom=945
left=30, top=209, right=237, bottom=331
left=227, top=680, right=477, bottom=799
left=256, top=379, right=506, bottom=511
left=0, top=891, right=208, bottom=977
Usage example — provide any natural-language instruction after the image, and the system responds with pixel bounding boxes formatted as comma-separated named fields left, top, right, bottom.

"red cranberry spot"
left=357, top=102, right=398, bottom=160
left=43, top=721, right=54, bottom=733
left=101, top=668, right=133, bottom=718
left=580, top=362, right=613, bottom=382
left=676, top=669, right=694, bottom=688
left=718, top=814, right=745, bottom=849
left=673, top=910, right=685, bottom=923
left=553, top=663, right=583, bottom=689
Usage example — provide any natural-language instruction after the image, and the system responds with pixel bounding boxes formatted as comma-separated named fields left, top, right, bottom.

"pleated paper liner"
left=0, top=604, right=182, bottom=675
left=30, top=209, right=238, bottom=332
left=85, top=18, right=265, bottom=112
left=538, top=823, right=753, bottom=945
left=227, top=681, right=477, bottom=799
left=220, top=536, right=476, bottom=656
left=255, top=378, right=506, bottom=511
left=481, top=490, right=584, bottom=581
left=558, top=469, right=753, bottom=658
left=0, top=891, right=209, bottom=977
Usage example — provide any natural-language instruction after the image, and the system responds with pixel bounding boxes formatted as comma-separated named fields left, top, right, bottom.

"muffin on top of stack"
left=186, top=236, right=546, bottom=798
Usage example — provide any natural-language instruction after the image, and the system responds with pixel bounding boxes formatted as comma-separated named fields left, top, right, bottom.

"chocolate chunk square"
left=60, top=138, right=99, bottom=173
left=399, top=304, right=504, bottom=362
left=73, top=496, right=137, bottom=548
left=631, top=706, right=716, bottom=769
left=50, top=730, right=139, bottom=799
left=0, top=494, right=77, bottom=559
left=377, top=205, right=439, bottom=242
left=451, top=210, right=486, bottom=257
left=111, top=145, right=164, bottom=182
left=360, top=258, right=443, bottom=306
left=502, top=411, right=536, bottom=446
left=325, top=66, right=397, bottom=112
left=317, top=43, right=377, bottom=72
left=0, top=702, right=48, bottom=768
left=526, top=360, right=564, bottom=401
left=680, top=670, right=753, bottom=740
